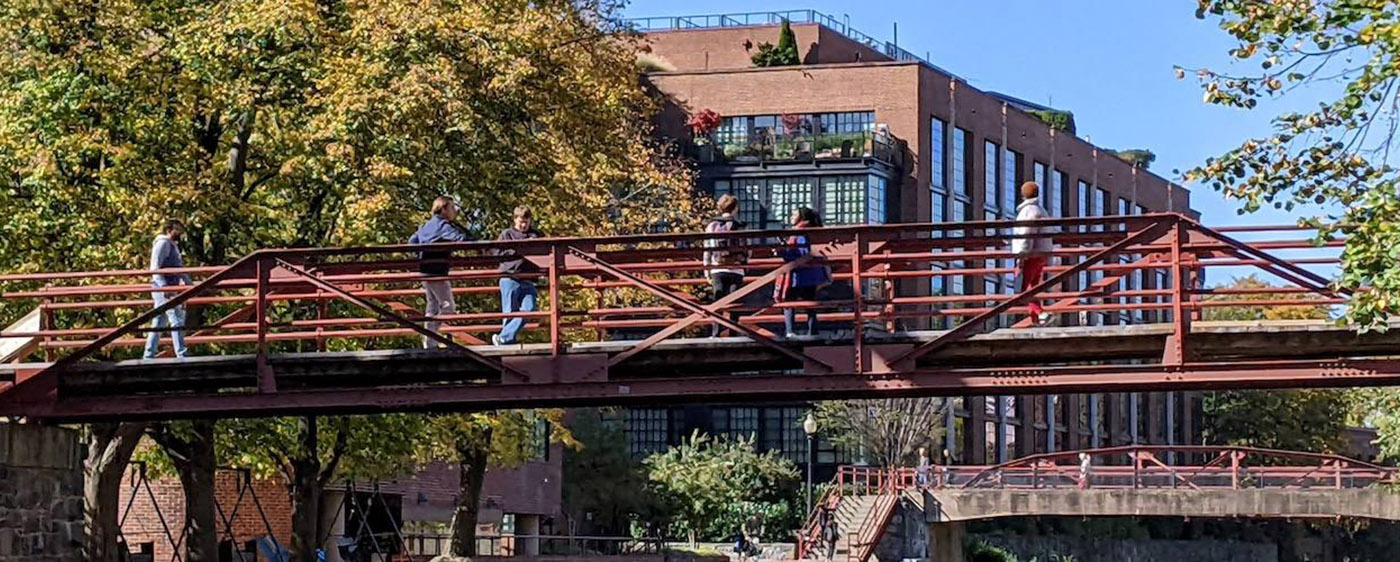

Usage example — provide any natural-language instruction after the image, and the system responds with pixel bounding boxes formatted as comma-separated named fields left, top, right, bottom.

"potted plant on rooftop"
left=687, top=108, right=722, bottom=162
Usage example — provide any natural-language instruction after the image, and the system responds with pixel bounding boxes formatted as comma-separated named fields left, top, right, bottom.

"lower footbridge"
left=797, top=446, right=1400, bottom=562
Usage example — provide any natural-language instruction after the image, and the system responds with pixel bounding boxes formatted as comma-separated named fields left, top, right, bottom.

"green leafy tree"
left=1201, top=275, right=1350, bottom=453
left=562, top=409, right=658, bottom=538
left=645, top=432, right=801, bottom=545
left=751, top=19, right=801, bottom=67
left=1185, top=1, right=1400, bottom=327
left=0, top=0, right=701, bottom=559
left=814, top=399, right=945, bottom=467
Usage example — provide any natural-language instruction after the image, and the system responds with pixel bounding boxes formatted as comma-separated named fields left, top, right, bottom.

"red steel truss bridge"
left=0, top=213, right=1393, bottom=421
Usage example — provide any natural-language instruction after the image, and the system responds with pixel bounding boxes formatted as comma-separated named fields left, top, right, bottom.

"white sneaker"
left=785, top=331, right=798, bottom=339
left=492, top=334, right=503, bottom=346
left=1036, top=311, right=1053, bottom=326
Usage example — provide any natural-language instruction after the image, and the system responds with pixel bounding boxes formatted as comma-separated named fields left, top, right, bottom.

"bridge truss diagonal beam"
left=567, top=246, right=834, bottom=372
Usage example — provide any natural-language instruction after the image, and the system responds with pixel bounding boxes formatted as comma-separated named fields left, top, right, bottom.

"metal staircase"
left=796, top=467, right=910, bottom=562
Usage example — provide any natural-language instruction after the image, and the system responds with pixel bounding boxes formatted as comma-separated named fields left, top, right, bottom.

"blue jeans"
left=498, top=278, right=538, bottom=344
left=783, top=285, right=818, bottom=336
left=143, top=289, right=187, bottom=359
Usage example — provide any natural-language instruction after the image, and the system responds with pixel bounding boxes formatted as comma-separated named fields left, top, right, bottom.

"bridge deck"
left=2, top=320, right=1398, bottom=420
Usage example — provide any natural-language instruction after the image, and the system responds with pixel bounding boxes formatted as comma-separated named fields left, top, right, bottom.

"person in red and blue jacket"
left=775, top=207, right=830, bottom=337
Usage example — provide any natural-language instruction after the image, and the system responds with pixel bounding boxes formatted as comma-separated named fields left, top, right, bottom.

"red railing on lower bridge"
left=0, top=213, right=1367, bottom=419
left=832, top=446, right=1397, bottom=492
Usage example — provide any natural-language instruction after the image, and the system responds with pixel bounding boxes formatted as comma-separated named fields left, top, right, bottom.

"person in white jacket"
left=1012, top=181, right=1054, bottom=326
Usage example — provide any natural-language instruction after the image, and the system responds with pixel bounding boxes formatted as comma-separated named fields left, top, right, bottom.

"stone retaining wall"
left=0, top=424, right=84, bottom=562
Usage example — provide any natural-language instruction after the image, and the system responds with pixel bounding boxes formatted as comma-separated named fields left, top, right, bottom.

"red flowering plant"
left=687, top=108, right=722, bottom=145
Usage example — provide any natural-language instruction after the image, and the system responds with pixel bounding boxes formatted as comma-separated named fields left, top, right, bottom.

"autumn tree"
left=814, top=399, right=946, bottom=468
left=1185, top=1, right=1400, bottom=327
left=1, top=0, right=700, bottom=559
left=1200, top=275, right=1350, bottom=452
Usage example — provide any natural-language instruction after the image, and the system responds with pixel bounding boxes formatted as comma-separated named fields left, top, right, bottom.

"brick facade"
left=117, top=470, right=291, bottom=562
left=118, top=446, right=562, bottom=560
left=638, top=21, right=1200, bottom=466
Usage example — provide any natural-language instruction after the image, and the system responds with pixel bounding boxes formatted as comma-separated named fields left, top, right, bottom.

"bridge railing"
left=0, top=213, right=1347, bottom=401
left=828, top=446, right=1395, bottom=493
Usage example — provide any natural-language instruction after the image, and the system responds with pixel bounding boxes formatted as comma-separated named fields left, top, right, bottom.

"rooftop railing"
left=624, top=9, right=958, bottom=77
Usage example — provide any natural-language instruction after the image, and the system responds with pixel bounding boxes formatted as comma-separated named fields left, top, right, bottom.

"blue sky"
left=622, top=1, right=1336, bottom=229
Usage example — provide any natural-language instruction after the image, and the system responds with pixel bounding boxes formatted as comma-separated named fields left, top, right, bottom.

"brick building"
left=119, top=442, right=561, bottom=561
left=624, top=10, right=1202, bottom=470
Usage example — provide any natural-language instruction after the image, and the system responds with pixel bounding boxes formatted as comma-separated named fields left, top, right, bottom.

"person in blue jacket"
left=775, top=207, right=830, bottom=338
left=144, top=219, right=193, bottom=359
left=409, top=196, right=471, bottom=349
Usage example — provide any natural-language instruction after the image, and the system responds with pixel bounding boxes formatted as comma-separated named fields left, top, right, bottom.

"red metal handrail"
left=821, top=446, right=1395, bottom=494
left=0, top=214, right=1356, bottom=415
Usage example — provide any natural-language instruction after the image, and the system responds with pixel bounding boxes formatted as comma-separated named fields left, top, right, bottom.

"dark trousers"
left=710, top=272, right=744, bottom=336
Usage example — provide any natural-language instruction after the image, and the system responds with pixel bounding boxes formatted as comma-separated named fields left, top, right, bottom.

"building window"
left=867, top=174, right=887, bottom=224
left=817, top=111, right=875, bottom=135
left=930, top=118, right=947, bottom=190
left=931, top=117, right=948, bottom=225
left=1078, top=180, right=1092, bottom=217
left=1003, top=150, right=1019, bottom=215
left=1033, top=162, right=1049, bottom=214
left=626, top=408, right=671, bottom=458
left=1055, top=170, right=1068, bottom=218
left=762, top=407, right=809, bottom=464
left=1095, top=188, right=1110, bottom=232
left=716, top=116, right=749, bottom=147
left=713, top=407, right=760, bottom=441
left=714, top=179, right=766, bottom=228
left=983, top=140, right=999, bottom=214
left=952, top=128, right=970, bottom=196
left=769, top=176, right=816, bottom=227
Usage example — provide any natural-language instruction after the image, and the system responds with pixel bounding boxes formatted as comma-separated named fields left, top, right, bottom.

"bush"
left=967, top=541, right=1019, bottom=562
left=644, top=432, right=802, bottom=543
left=1027, top=109, right=1076, bottom=135
left=751, top=19, right=800, bottom=67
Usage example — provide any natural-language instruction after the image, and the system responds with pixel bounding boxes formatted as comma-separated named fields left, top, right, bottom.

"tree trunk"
left=151, top=420, right=219, bottom=562
left=84, top=422, right=147, bottom=562
left=288, top=416, right=323, bottom=562
left=450, top=428, right=492, bottom=557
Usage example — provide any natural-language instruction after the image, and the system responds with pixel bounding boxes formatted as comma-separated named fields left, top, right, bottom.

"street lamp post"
left=803, top=412, right=818, bottom=512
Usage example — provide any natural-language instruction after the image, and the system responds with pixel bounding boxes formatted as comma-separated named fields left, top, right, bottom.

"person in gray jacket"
left=144, top=219, right=193, bottom=359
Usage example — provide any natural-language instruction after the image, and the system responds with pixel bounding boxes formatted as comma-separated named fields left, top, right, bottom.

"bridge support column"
left=928, top=521, right=965, bottom=562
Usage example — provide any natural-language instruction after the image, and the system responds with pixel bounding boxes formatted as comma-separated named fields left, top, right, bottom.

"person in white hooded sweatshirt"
left=1012, top=181, right=1054, bottom=326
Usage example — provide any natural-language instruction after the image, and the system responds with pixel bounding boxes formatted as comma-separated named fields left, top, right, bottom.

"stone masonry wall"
left=977, top=534, right=1277, bottom=562
left=0, top=424, right=84, bottom=562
